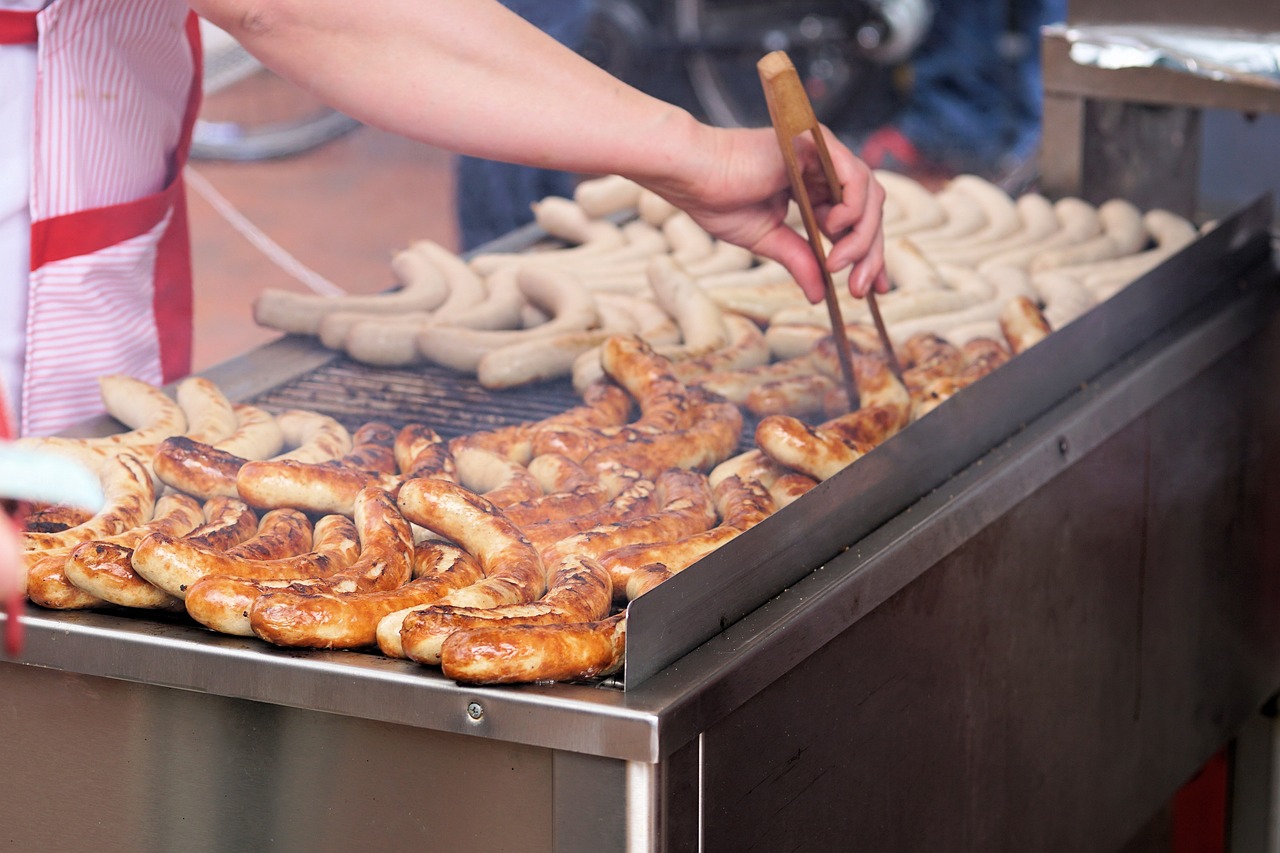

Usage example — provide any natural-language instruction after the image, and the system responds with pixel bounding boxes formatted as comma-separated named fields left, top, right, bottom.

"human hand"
left=0, top=507, right=24, bottom=657
left=638, top=123, right=888, bottom=304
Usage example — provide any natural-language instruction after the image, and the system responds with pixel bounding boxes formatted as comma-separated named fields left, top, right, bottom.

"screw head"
left=466, top=702, right=484, bottom=722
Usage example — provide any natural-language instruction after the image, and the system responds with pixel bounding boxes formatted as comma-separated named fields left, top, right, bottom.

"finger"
left=811, top=127, right=873, bottom=228
left=752, top=226, right=825, bottom=304
left=874, top=268, right=891, bottom=295
left=826, top=216, right=879, bottom=279
left=820, top=162, right=876, bottom=238
left=826, top=176, right=885, bottom=271
left=847, top=231, right=886, bottom=299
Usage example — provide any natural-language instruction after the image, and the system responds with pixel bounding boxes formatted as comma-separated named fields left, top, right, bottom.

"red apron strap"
left=151, top=10, right=203, bottom=383
left=0, top=10, right=38, bottom=45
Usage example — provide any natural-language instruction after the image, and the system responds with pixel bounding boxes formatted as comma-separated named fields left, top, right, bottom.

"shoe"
left=858, top=127, right=955, bottom=191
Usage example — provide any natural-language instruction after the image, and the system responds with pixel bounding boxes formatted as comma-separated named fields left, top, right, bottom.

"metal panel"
left=693, top=329, right=1280, bottom=851
left=624, top=194, right=1274, bottom=688
left=0, top=661, right=556, bottom=853
left=7, top=610, right=661, bottom=762
left=553, top=751, right=628, bottom=852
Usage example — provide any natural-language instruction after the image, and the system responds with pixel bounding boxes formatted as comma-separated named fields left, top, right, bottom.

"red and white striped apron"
left=0, top=0, right=201, bottom=437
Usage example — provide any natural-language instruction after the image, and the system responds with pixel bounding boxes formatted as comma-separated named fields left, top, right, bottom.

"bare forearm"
left=190, top=0, right=888, bottom=299
left=192, top=0, right=712, bottom=189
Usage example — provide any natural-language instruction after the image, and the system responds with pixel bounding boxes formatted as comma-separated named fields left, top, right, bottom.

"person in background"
left=0, top=0, right=886, bottom=438
left=454, top=0, right=595, bottom=252
left=860, top=0, right=1069, bottom=187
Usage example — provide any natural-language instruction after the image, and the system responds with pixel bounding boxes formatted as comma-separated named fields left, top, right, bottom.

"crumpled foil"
left=1050, top=23, right=1280, bottom=91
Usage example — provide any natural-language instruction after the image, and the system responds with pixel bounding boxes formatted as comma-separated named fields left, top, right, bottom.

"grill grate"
left=246, top=355, right=760, bottom=452
left=247, top=357, right=584, bottom=437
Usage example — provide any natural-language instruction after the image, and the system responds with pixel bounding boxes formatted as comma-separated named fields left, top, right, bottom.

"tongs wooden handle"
left=757, top=50, right=903, bottom=409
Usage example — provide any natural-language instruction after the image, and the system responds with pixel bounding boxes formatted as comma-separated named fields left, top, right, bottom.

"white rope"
left=184, top=165, right=347, bottom=297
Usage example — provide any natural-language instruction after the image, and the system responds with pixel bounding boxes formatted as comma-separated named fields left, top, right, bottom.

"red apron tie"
left=0, top=10, right=38, bottom=45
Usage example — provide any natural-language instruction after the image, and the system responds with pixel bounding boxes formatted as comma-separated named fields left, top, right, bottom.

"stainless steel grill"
left=4, top=197, right=1278, bottom=852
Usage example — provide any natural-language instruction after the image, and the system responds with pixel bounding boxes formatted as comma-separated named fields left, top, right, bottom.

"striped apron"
left=0, top=0, right=201, bottom=437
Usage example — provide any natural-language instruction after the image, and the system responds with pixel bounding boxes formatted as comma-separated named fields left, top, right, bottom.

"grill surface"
left=248, top=357, right=586, bottom=436
left=247, top=354, right=762, bottom=451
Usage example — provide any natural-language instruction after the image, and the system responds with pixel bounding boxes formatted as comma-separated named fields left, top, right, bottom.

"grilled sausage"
left=440, top=611, right=627, bottom=685
left=248, top=542, right=483, bottom=649
left=22, top=454, right=155, bottom=553
left=380, top=478, right=547, bottom=658
left=60, top=494, right=206, bottom=609
left=400, top=554, right=612, bottom=665
left=542, top=468, right=716, bottom=566
left=520, top=474, right=657, bottom=555
left=607, top=473, right=775, bottom=600
left=185, top=491, right=408, bottom=636
left=129, top=498, right=261, bottom=597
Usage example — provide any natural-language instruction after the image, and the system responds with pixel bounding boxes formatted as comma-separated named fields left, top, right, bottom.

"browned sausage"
left=520, top=475, right=657, bottom=555
left=1000, top=295, right=1052, bottom=354
left=580, top=398, right=743, bottom=480
left=453, top=447, right=543, bottom=508
left=400, top=554, right=612, bottom=665
left=60, top=494, right=206, bottom=609
left=236, top=459, right=393, bottom=516
left=394, top=424, right=457, bottom=480
left=22, top=504, right=93, bottom=534
left=542, top=468, right=716, bottom=566
left=249, top=542, right=484, bottom=649
left=380, top=478, right=547, bottom=658
left=745, top=374, right=838, bottom=418
left=153, top=436, right=248, bottom=500
left=440, top=611, right=626, bottom=685
left=605, top=474, right=775, bottom=599
left=185, top=490, right=409, bottom=636
left=26, top=493, right=204, bottom=610
left=129, top=498, right=264, bottom=597
left=22, top=454, right=155, bottom=553
left=502, top=483, right=609, bottom=529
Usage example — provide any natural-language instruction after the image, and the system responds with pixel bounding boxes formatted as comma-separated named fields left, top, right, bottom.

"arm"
left=191, top=0, right=885, bottom=299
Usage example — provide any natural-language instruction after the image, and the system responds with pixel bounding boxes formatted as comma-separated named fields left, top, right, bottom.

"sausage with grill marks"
left=519, top=474, right=656, bottom=555
left=400, top=554, right=612, bottom=665
left=394, top=424, right=457, bottom=481
left=59, top=494, right=206, bottom=609
left=186, top=490, right=410, bottom=636
left=248, top=542, right=483, bottom=649
left=25, top=494, right=201, bottom=610
left=542, top=468, right=716, bottom=566
left=606, top=474, right=776, bottom=600
left=22, top=454, right=155, bottom=554
left=441, top=611, right=627, bottom=685
left=129, top=498, right=263, bottom=597
left=999, top=295, right=1052, bottom=354
left=581, top=398, right=743, bottom=480
left=379, top=478, right=547, bottom=658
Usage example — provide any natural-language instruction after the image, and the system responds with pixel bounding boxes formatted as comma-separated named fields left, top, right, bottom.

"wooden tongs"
left=757, top=50, right=903, bottom=410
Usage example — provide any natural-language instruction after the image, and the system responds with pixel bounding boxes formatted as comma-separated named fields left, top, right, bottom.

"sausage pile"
left=250, top=172, right=1199, bottom=404
left=18, top=172, right=1204, bottom=686
left=16, top=342, right=764, bottom=684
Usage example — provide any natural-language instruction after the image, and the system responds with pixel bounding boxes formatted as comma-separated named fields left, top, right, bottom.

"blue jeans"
left=897, top=0, right=1067, bottom=175
left=455, top=0, right=594, bottom=250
